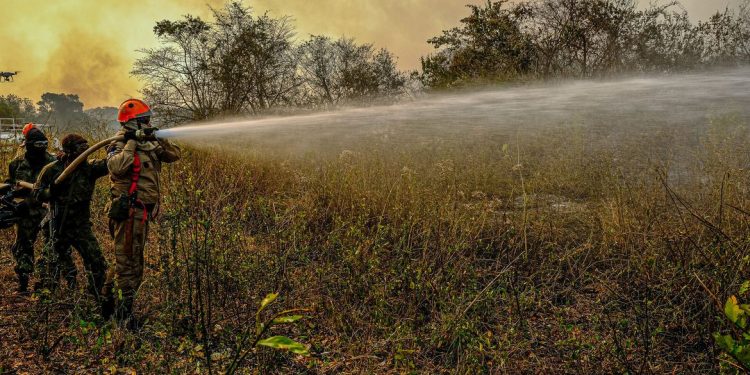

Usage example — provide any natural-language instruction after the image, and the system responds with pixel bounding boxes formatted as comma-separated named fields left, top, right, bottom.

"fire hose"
left=12, top=135, right=125, bottom=192
left=54, top=135, right=125, bottom=185
left=2, top=136, right=128, bottom=229
left=15, top=181, right=34, bottom=190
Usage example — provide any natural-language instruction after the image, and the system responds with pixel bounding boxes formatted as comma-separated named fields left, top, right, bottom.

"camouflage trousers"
left=10, top=213, right=45, bottom=284
left=38, top=214, right=107, bottom=298
left=104, top=206, right=150, bottom=313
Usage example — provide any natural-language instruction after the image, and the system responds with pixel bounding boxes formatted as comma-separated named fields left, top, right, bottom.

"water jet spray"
left=153, top=68, right=750, bottom=155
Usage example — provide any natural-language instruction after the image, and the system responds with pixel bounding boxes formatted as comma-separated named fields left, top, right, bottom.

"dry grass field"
left=1, top=106, right=749, bottom=373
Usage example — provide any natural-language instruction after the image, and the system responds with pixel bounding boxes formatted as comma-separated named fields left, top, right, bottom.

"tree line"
left=133, top=2, right=408, bottom=125
left=137, top=0, right=750, bottom=125
left=0, top=93, right=117, bottom=138
left=3, top=0, right=749, bottom=127
left=420, top=0, right=750, bottom=87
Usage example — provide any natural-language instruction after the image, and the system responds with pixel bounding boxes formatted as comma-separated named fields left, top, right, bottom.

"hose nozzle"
left=135, top=127, right=159, bottom=141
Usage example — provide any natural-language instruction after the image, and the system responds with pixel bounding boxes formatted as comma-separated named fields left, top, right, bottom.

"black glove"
left=48, top=182, right=60, bottom=198
left=123, top=129, right=138, bottom=141
left=143, top=128, right=157, bottom=141
left=15, top=200, right=29, bottom=215
left=8, top=188, right=20, bottom=199
left=33, top=185, right=52, bottom=203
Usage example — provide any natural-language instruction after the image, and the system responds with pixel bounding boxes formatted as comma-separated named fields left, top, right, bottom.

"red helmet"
left=22, top=123, right=35, bottom=136
left=117, top=99, right=152, bottom=124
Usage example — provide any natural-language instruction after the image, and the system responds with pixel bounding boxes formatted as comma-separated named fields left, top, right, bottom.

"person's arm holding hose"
left=7, top=160, right=30, bottom=214
left=5, top=160, right=18, bottom=185
left=156, top=138, right=181, bottom=163
left=91, top=158, right=109, bottom=179
left=32, top=162, right=56, bottom=204
left=106, top=131, right=138, bottom=176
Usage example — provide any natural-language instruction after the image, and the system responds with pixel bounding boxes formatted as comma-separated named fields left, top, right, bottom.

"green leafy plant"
left=226, top=293, right=310, bottom=374
left=714, top=281, right=750, bottom=372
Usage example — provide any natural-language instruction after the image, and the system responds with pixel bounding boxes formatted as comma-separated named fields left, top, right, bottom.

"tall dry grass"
left=135, top=113, right=750, bottom=372
left=1, top=113, right=749, bottom=373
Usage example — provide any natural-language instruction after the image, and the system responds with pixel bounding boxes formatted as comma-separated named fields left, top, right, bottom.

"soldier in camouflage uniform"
left=34, top=134, right=109, bottom=303
left=4, top=126, right=56, bottom=293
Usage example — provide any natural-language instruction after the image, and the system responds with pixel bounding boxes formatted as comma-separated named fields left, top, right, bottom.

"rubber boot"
left=100, top=293, right=115, bottom=320
left=126, top=315, right=143, bottom=331
left=32, top=280, right=43, bottom=293
left=115, top=299, right=133, bottom=324
left=17, top=274, right=29, bottom=295
left=114, top=298, right=143, bottom=331
left=66, top=275, right=78, bottom=292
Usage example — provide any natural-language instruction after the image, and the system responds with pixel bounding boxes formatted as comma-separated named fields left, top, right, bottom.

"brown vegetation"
left=2, top=0, right=750, bottom=373
left=2, top=112, right=749, bottom=372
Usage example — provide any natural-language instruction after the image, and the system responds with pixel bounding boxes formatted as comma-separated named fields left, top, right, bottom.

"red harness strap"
left=124, top=153, right=148, bottom=256
left=128, top=153, right=148, bottom=223
left=129, top=153, right=141, bottom=195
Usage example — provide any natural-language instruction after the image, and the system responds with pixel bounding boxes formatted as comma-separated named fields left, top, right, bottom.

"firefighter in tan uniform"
left=102, top=99, right=180, bottom=326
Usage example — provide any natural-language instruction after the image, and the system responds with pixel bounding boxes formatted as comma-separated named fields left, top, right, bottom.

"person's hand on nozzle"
left=123, top=129, right=138, bottom=142
left=123, top=128, right=158, bottom=142
left=139, top=127, right=158, bottom=141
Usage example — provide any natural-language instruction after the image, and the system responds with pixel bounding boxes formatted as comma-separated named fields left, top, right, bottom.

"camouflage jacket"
left=106, top=130, right=181, bottom=205
left=5, top=152, right=56, bottom=201
left=35, top=159, right=109, bottom=217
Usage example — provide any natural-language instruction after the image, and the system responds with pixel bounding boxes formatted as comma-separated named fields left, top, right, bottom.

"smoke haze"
left=0, top=0, right=741, bottom=108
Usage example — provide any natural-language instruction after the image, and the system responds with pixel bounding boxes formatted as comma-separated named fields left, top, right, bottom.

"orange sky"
left=0, top=0, right=740, bottom=108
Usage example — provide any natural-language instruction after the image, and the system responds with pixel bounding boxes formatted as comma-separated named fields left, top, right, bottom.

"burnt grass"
left=1, top=115, right=750, bottom=373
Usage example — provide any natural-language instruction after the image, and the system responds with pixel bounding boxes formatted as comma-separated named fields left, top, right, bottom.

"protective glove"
left=15, top=200, right=29, bottom=215
left=142, top=128, right=158, bottom=141
left=123, top=129, right=138, bottom=142
left=132, top=128, right=157, bottom=141
left=48, top=182, right=60, bottom=198
left=33, top=187, right=51, bottom=203
left=8, top=188, right=20, bottom=199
